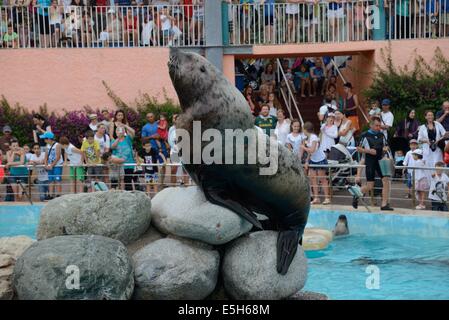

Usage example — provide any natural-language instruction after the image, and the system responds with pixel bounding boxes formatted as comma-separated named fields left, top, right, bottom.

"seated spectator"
left=281, top=68, right=296, bottom=94
left=429, top=161, right=449, bottom=212
left=256, top=87, right=269, bottom=110
left=243, top=85, right=258, bottom=116
left=295, top=64, right=311, bottom=98
left=0, top=125, right=17, bottom=156
left=260, top=63, right=276, bottom=92
left=325, top=84, right=339, bottom=109
left=29, top=143, right=49, bottom=201
left=255, top=105, right=278, bottom=136
left=368, top=101, right=382, bottom=120
left=81, top=130, right=102, bottom=191
left=59, top=136, right=85, bottom=194
left=3, top=24, right=19, bottom=49
left=5, top=139, right=27, bottom=202
left=267, top=92, right=280, bottom=117
left=310, top=59, right=326, bottom=96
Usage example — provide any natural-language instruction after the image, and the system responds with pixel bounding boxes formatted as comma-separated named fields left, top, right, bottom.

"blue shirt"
left=142, top=121, right=159, bottom=150
left=112, top=135, right=135, bottom=169
left=37, top=0, right=51, bottom=16
left=264, top=0, right=275, bottom=17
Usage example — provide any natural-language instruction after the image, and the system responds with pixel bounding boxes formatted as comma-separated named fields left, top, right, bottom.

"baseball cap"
left=39, top=131, right=55, bottom=140
left=382, top=99, right=391, bottom=106
left=412, top=149, right=423, bottom=156
left=327, top=113, right=336, bottom=117
left=409, top=139, right=418, bottom=145
left=2, top=125, right=12, bottom=133
left=89, top=113, right=98, bottom=120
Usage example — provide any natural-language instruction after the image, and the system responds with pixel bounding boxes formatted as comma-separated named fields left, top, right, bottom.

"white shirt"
left=320, top=124, right=338, bottom=152
left=403, top=149, right=420, bottom=168
left=141, top=21, right=155, bottom=45
left=269, top=107, right=277, bottom=117
left=414, top=159, right=430, bottom=183
left=286, top=132, right=305, bottom=156
left=307, top=134, right=327, bottom=162
left=286, top=3, right=300, bottom=14
left=64, top=144, right=83, bottom=166
left=429, top=173, right=449, bottom=202
left=160, top=15, right=172, bottom=31
left=89, top=123, right=98, bottom=133
left=30, top=153, right=48, bottom=182
left=381, top=111, right=394, bottom=138
left=95, top=134, right=110, bottom=155
left=274, top=119, right=291, bottom=146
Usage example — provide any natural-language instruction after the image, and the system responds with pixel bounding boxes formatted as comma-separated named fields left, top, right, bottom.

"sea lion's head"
left=333, top=214, right=349, bottom=236
left=168, top=48, right=225, bottom=110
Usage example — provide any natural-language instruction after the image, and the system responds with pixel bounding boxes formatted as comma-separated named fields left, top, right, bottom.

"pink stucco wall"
left=1, top=39, right=449, bottom=113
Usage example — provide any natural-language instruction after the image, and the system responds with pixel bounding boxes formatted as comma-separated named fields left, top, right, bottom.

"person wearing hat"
left=41, top=131, right=63, bottom=199
left=411, top=148, right=430, bottom=210
left=320, top=112, right=338, bottom=154
left=436, top=101, right=449, bottom=131
left=0, top=125, right=17, bottom=155
left=87, top=113, right=99, bottom=134
left=403, top=139, right=420, bottom=199
left=380, top=99, right=394, bottom=140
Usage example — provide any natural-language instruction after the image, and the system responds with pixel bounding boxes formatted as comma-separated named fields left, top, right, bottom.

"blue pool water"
left=1, top=205, right=449, bottom=300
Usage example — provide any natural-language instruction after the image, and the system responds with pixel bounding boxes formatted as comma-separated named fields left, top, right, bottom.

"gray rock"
left=151, top=186, right=252, bottom=245
left=0, top=236, right=35, bottom=258
left=37, top=191, right=152, bottom=244
left=222, top=231, right=307, bottom=300
left=126, top=226, right=165, bottom=257
left=287, top=291, right=329, bottom=300
left=13, top=235, right=134, bottom=300
left=132, top=238, right=219, bottom=300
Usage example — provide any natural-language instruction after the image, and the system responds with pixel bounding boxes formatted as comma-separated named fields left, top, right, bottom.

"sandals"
left=311, top=198, right=321, bottom=205
left=322, top=199, right=331, bottom=205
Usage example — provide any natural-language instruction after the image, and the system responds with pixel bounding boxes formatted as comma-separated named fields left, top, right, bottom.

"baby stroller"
left=327, top=143, right=357, bottom=189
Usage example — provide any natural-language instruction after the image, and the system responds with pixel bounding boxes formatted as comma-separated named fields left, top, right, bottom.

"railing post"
left=28, top=168, right=32, bottom=201
left=412, top=169, right=416, bottom=208
left=74, top=166, right=77, bottom=194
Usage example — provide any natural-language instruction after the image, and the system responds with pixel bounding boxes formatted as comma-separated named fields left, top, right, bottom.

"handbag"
left=378, top=150, right=395, bottom=177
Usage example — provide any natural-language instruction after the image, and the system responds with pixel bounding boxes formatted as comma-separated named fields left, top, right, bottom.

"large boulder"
left=222, top=231, right=307, bottom=300
left=0, top=236, right=35, bottom=300
left=13, top=235, right=134, bottom=300
left=126, top=226, right=165, bottom=257
left=37, top=191, right=152, bottom=244
left=151, top=187, right=252, bottom=245
left=132, top=237, right=219, bottom=300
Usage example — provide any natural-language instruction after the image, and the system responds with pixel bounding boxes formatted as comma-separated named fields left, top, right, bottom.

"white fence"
left=0, top=4, right=204, bottom=48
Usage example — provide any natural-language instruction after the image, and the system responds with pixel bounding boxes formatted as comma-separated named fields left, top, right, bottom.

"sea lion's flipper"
left=276, top=230, right=300, bottom=275
left=202, top=187, right=263, bottom=230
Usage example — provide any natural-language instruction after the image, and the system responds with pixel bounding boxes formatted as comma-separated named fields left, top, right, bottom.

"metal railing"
left=2, top=162, right=449, bottom=213
left=0, top=4, right=205, bottom=49
left=228, top=0, right=448, bottom=45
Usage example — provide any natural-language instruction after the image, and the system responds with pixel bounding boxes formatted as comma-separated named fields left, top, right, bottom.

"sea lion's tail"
left=276, top=230, right=300, bottom=275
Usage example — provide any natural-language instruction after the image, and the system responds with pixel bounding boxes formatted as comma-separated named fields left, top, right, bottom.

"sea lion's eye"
left=200, top=66, right=206, bottom=73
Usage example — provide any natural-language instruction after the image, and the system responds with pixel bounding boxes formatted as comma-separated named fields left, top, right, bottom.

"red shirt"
left=123, top=15, right=138, bottom=30
left=183, top=0, right=193, bottom=18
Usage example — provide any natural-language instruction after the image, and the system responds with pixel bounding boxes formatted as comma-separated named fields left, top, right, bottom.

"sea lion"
left=333, top=214, right=349, bottom=237
left=168, top=48, right=310, bottom=275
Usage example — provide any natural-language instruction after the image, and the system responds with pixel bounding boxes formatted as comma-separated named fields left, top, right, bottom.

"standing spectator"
left=393, top=109, right=420, bottom=153
left=255, top=105, right=278, bottom=136
left=140, top=140, right=160, bottom=195
left=274, top=109, right=291, bottom=146
left=380, top=99, right=394, bottom=140
left=327, top=0, right=344, bottom=42
left=6, top=139, right=27, bottom=202
left=435, top=101, right=449, bottom=131
left=49, top=0, right=63, bottom=47
left=111, top=126, right=135, bottom=191
left=418, top=110, right=446, bottom=168
left=94, top=124, right=111, bottom=156
left=286, top=119, right=304, bottom=158
left=320, top=113, right=338, bottom=154
left=157, top=112, right=169, bottom=151
left=101, top=109, right=112, bottom=128
left=123, top=7, right=139, bottom=46
left=109, top=110, right=129, bottom=140
left=335, top=111, right=355, bottom=147
left=142, top=112, right=167, bottom=157
left=81, top=130, right=102, bottom=190
left=263, top=0, right=275, bottom=43
left=29, top=143, right=50, bottom=201
left=412, top=148, right=430, bottom=210
left=403, top=139, right=419, bottom=199
left=42, top=131, right=63, bottom=198
left=59, top=136, right=84, bottom=194
left=101, top=151, right=124, bottom=190
left=342, top=82, right=360, bottom=132
left=87, top=113, right=99, bottom=133
left=280, top=67, right=296, bottom=94
left=285, top=0, right=300, bottom=43
left=34, top=0, right=52, bottom=48
left=301, top=122, right=330, bottom=205
left=428, top=161, right=449, bottom=211
left=190, top=0, right=204, bottom=45
left=0, top=125, right=17, bottom=155
left=260, top=63, right=276, bottom=92
left=32, top=114, right=52, bottom=153
left=353, top=117, right=393, bottom=211
left=99, top=9, right=123, bottom=47
left=168, top=113, right=188, bottom=185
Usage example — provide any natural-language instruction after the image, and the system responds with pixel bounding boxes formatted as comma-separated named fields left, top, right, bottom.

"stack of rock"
left=2, top=187, right=324, bottom=300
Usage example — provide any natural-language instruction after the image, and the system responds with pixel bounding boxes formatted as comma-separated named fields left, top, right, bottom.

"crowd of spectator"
left=0, top=109, right=189, bottom=202
left=0, top=0, right=204, bottom=48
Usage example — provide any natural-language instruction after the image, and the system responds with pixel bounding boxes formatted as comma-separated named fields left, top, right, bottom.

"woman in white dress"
left=417, top=110, right=446, bottom=168
left=274, top=109, right=291, bottom=146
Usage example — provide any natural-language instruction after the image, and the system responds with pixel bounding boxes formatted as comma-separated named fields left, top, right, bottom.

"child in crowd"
left=81, top=130, right=101, bottom=191
left=394, top=149, right=405, bottom=178
left=286, top=119, right=305, bottom=160
left=428, top=161, right=449, bottom=212
left=59, top=137, right=85, bottom=194
left=368, top=101, right=381, bottom=120
left=281, top=68, right=296, bottom=94
left=29, top=143, right=49, bottom=201
left=403, top=139, right=419, bottom=199
left=139, top=140, right=160, bottom=196
left=133, top=147, right=145, bottom=192
left=412, top=149, right=430, bottom=210
left=101, top=151, right=124, bottom=190
left=295, top=64, right=311, bottom=98
left=157, top=113, right=169, bottom=151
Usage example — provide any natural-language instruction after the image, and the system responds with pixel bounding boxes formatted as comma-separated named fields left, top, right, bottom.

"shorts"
left=48, top=166, right=62, bottom=182
left=8, top=175, right=28, bottom=184
left=37, top=13, right=50, bottom=35
left=327, top=8, right=345, bottom=19
left=50, top=23, right=61, bottom=33
left=309, top=158, right=328, bottom=170
left=365, top=159, right=383, bottom=182
left=145, top=173, right=159, bottom=184
left=264, top=15, right=274, bottom=26
left=87, top=166, right=103, bottom=181
left=70, top=166, right=85, bottom=181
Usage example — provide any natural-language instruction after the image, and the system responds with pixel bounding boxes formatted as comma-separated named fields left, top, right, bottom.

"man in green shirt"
left=255, top=104, right=278, bottom=136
